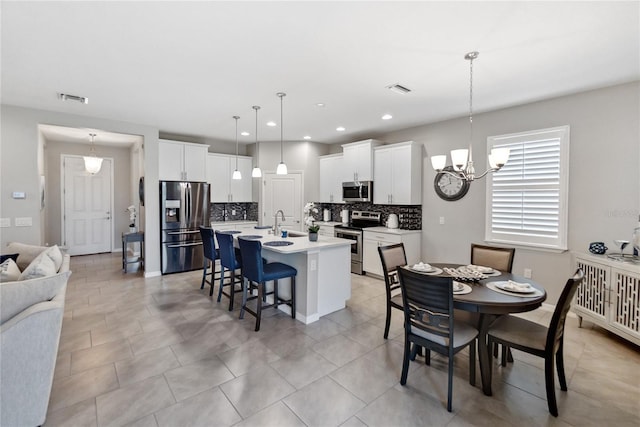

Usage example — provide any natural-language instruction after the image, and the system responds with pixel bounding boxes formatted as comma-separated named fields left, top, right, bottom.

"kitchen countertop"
left=210, top=220, right=258, bottom=226
left=233, top=228, right=352, bottom=254
left=315, top=221, right=342, bottom=227
left=365, top=227, right=422, bottom=235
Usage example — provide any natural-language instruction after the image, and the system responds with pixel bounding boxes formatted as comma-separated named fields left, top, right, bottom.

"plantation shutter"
left=485, top=126, right=569, bottom=250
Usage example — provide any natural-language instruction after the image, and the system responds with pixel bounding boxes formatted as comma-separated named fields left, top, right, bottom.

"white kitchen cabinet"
left=319, top=154, right=344, bottom=203
left=373, top=141, right=422, bottom=205
left=363, top=229, right=421, bottom=277
left=341, top=139, right=381, bottom=182
left=158, top=139, right=209, bottom=181
left=574, top=253, right=640, bottom=346
left=207, top=154, right=253, bottom=202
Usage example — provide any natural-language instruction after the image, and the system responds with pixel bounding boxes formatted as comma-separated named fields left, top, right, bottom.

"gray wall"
left=44, top=141, right=132, bottom=248
left=377, top=82, right=640, bottom=302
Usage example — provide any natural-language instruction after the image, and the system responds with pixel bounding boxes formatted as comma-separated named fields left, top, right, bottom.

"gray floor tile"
left=330, top=356, right=400, bottom=403
left=96, top=376, right=175, bottom=427
left=155, top=387, right=241, bottom=427
left=49, top=365, right=119, bottom=412
left=164, top=356, right=235, bottom=402
left=271, top=348, right=338, bottom=389
left=312, top=334, right=370, bottom=367
left=283, top=376, right=366, bottom=427
left=220, top=365, right=295, bottom=418
left=70, top=338, right=133, bottom=374
left=122, top=414, right=158, bottom=427
left=296, top=317, right=347, bottom=341
left=234, top=401, right=306, bottom=427
left=58, top=330, right=92, bottom=355
left=44, top=398, right=97, bottom=427
left=128, top=327, right=185, bottom=355
left=217, top=339, right=281, bottom=376
left=115, top=346, right=180, bottom=387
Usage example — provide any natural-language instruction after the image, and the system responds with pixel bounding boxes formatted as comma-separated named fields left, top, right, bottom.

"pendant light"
left=84, top=133, right=103, bottom=174
left=251, top=105, right=262, bottom=178
left=232, top=115, right=242, bottom=180
left=276, top=92, right=288, bottom=175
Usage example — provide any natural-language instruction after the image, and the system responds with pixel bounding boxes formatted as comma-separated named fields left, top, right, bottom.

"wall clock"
left=434, top=166, right=470, bottom=201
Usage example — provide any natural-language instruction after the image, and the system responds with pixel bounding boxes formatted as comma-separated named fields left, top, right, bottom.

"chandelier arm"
left=437, top=169, right=470, bottom=181
left=474, top=167, right=500, bottom=180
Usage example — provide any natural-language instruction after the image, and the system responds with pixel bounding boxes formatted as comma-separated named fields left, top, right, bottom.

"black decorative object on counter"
left=589, top=242, right=607, bottom=254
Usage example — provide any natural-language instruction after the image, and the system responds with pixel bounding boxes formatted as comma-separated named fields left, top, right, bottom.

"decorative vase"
left=129, top=226, right=136, bottom=233
left=308, top=232, right=318, bottom=242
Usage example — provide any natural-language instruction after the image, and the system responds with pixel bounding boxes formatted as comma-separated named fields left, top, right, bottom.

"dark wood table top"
left=413, top=263, right=547, bottom=315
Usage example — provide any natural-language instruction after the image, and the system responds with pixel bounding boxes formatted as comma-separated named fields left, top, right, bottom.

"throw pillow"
left=19, top=250, right=57, bottom=281
left=43, top=245, right=63, bottom=272
left=5, top=242, right=47, bottom=270
left=0, top=271, right=70, bottom=323
left=0, top=253, right=19, bottom=264
left=0, top=259, right=21, bottom=282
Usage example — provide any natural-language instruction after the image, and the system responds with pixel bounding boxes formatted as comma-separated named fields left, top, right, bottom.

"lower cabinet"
left=363, top=230, right=421, bottom=277
left=211, top=222, right=258, bottom=248
left=574, top=253, right=640, bottom=346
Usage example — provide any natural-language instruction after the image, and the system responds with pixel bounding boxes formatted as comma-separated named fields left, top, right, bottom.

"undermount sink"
left=286, top=231, right=307, bottom=238
left=263, top=240, right=294, bottom=247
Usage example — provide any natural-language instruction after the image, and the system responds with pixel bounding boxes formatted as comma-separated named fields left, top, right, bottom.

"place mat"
left=453, top=282, right=473, bottom=295
left=409, top=266, right=443, bottom=276
left=220, top=230, right=241, bottom=234
left=239, top=235, right=262, bottom=239
left=486, top=281, right=544, bottom=298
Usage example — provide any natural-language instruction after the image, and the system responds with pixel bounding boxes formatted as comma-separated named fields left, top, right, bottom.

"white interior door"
left=262, top=172, right=303, bottom=231
left=62, top=155, right=113, bottom=255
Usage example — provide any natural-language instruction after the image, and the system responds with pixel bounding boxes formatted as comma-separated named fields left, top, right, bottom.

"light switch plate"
left=12, top=192, right=26, bottom=199
left=0, top=218, right=10, bottom=228
left=15, top=217, right=33, bottom=227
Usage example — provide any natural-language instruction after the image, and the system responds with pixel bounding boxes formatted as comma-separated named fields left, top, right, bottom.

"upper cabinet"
left=319, top=154, right=344, bottom=203
left=207, top=153, right=253, bottom=202
left=341, top=139, right=381, bottom=182
left=373, top=141, right=422, bottom=205
left=158, top=139, right=208, bottom=182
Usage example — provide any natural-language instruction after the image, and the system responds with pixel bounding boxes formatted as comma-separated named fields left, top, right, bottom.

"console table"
left=122, top=231, right=144, bottom=273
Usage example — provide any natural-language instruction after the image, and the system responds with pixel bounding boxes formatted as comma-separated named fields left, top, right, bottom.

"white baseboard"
left=144, top=270, right=162, bottom=278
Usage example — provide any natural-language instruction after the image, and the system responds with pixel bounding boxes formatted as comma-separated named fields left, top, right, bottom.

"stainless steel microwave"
left=342, top=181, right=373, bottom=202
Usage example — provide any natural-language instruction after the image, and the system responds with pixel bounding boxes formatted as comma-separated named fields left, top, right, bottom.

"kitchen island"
left=228, top=228, right=352, bottom=324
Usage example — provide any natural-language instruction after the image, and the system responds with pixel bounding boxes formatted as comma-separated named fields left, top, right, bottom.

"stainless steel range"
left=334, top=211, right=381, bottom=274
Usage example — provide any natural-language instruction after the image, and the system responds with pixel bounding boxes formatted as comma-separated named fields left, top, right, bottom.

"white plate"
left=493, top=280, right=536, bottom=294
left=410, top=263, right=435, bottom=273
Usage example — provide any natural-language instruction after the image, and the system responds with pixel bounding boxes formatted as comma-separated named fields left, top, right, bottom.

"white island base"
left=261, top=243, right=351, bottom=324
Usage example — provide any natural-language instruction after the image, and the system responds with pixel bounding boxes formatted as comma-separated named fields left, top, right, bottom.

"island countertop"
left=232, top=228, right=351, bottom=254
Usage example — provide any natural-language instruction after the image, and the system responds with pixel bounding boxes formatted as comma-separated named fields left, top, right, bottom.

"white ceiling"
left=3, top=1, right=639, bottom=146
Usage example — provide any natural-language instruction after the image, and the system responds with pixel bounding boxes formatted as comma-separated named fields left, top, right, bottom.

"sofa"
left=0, top=243, right=71, bottom=427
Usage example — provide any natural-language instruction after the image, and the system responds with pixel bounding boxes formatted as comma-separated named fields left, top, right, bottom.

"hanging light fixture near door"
left=251, top=106, right=262, bottom=178
left=276, top=92, right=288, bottom=175
left=84, top=133, right=103, bottom=174
left=430, top=52, right=510, bottom=181
left=232, top=116, right=242, bottom=180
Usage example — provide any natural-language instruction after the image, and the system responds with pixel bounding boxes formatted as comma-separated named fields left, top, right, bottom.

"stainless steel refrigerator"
left=160, top=181, right=210, bottom=274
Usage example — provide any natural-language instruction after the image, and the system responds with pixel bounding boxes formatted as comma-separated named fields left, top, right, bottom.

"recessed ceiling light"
left=382, top=114, right=393, bottom=120
left=315, top=103, right=325, bottom=107
left=336, top=126, right=346, bottom=132
left=266, top=121, right=276, bottom=127
left=385, top=83, right=411, bottom=94
left=241, top=131, right=250, bottom=136
left=303, top=136, right=311, bottom=140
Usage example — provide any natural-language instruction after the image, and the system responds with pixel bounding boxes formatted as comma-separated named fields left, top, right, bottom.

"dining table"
left=409, top=262, right=547, bottom=396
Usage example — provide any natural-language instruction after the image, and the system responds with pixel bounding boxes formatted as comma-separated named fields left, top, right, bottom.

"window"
left=485, top=126, right=570, bottom=251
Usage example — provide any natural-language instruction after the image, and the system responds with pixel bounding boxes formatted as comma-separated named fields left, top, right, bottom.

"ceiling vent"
left=58, top=93, right=88, bottom=104
left=386, top=83, right=411, bottom=94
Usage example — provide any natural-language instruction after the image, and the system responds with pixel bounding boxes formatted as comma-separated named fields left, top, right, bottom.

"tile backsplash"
left=210, top=202, right=258, bottom=223
left=316, top=202, right=422, bottom=230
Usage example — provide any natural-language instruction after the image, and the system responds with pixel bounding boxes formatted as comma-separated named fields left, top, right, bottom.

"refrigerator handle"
left=187, top=182, right=191, bottom=225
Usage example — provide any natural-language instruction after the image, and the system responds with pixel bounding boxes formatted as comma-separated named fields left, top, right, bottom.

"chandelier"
left=430, top=52, right=510, bottom=181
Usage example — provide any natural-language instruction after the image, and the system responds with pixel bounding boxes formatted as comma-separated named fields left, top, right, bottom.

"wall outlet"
left=310, top=260, right=317, bottom=271
left=15, top=217, right=32, bottom=227
left=439, top=216, right=445, bottom=225
left=0, top=218, right=10, bottom=228
left=523, top=268, right=532, bottom=278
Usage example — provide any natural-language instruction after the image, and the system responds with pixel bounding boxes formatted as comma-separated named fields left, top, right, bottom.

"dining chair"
left=487, top=269, right=585, bottom=417
left=237, top=237, right=297, bottom=331
left=471, top=243, right=516, bottom=362
left=377, top=243, right=407, bottom=339
left=214, top=231, right=243, bottom=311
left=397, top=267, right=478, bottom=412
left=199, top=227, right=221, bottom=296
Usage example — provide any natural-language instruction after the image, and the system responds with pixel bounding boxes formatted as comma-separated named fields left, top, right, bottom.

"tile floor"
left=44, top=253, right=640, bottom=427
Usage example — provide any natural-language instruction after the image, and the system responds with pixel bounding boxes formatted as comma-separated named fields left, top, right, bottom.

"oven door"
left=334, top=228, right=363, bottom=274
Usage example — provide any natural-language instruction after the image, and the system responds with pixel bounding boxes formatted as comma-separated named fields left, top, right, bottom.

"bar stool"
left=237, top=237, right=297, bottom=331
left=199, top=227, right=221, bottom=296
left=215, top=231, right=243, bottom=311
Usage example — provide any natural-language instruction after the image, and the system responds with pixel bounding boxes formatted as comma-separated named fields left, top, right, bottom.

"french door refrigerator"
left=160, top=181, right=210, bottom=274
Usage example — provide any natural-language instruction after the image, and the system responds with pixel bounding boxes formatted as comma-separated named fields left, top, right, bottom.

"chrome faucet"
left=273, top=209, right=285, bottom=234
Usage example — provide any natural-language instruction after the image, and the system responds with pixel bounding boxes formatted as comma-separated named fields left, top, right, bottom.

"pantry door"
left=262, top=172, right=303, bottom=231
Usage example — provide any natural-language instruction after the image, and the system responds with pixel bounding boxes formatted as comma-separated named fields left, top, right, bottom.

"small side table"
left=122, top=231, right=144, bottom=273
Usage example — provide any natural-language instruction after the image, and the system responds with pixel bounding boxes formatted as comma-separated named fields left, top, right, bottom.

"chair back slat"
left=546, top=268, right=584, bottom=352
left=215, top=231, right=238, bottom=270
left=237, top=237, right=263, bottom=283
left=471, top=244, right=515, bottom=272
left=378, top=243, right=407, bottom=294
left=200, top=227, right=216, bottom=261
left=398, top=268, right=454, bottom=342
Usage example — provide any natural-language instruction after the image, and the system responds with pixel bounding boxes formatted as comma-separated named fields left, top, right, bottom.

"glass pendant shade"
left=84, top=155, right=103, bottom=174
left=430, top=155, right=446, bottom=171
left=489, top=147, right=510, bottom=168
left=276, top=162, right=288, bottom=175
left=251, top=167, right=262, bottom=178
left=232, top=169, right=242, bottom=180
left=450, top=149, right=469, bottom=171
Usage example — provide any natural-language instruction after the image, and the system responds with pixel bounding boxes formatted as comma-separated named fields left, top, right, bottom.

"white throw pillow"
left=5, top=242, right=47, bottom=270
left=19, top=250, right=57, bottom=281
left=0, top=259, right=21, bottom=282
left=0, top=271, right=70, bottom=323
left=43, top=245, right=63, bottom=272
